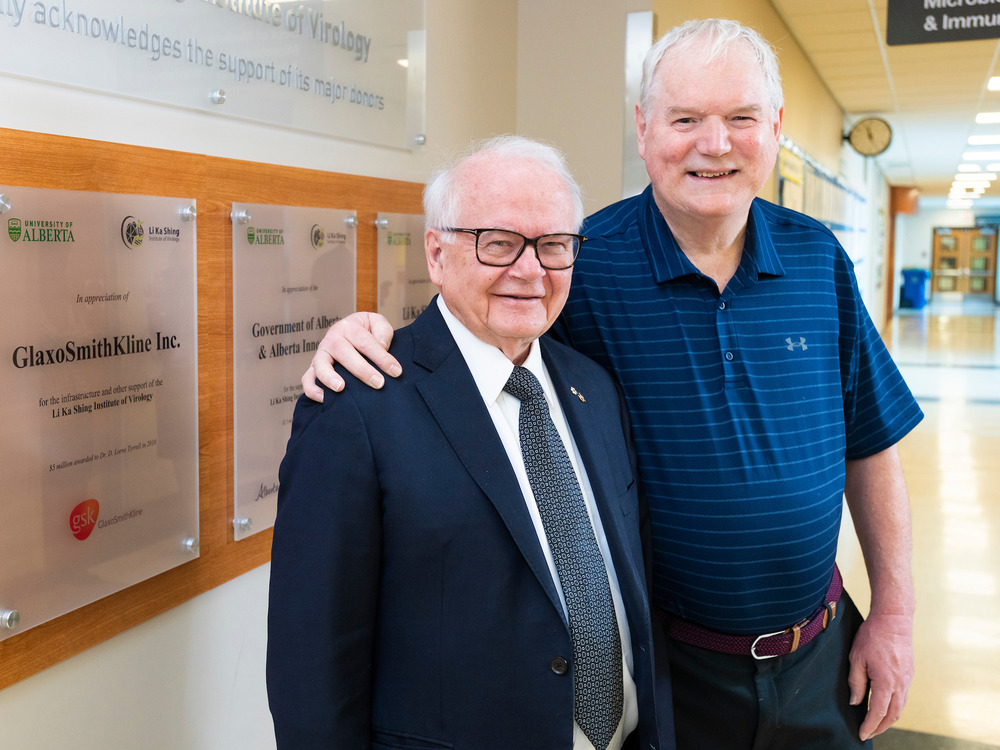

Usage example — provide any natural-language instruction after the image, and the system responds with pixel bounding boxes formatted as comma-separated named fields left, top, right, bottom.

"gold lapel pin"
left=570, top=387, right=586, bottom=403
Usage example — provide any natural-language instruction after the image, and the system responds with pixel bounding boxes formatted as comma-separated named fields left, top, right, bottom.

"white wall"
left=0, top=565, right=274, bottom=750
left=896, top=203, right=978, bottom=272
left=839, top=144, right=892, bottom=330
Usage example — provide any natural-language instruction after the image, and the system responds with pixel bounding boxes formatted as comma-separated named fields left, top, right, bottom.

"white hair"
left=423, top=135, right=585, bottom=232
left=638, top=18, right=783, bottom=117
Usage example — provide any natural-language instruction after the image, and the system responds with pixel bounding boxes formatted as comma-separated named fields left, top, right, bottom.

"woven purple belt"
left=668, top=565, right=843, bottom=660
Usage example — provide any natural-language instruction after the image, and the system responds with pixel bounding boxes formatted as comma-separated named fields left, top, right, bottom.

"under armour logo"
left=785, top=337, right=808, bottom=351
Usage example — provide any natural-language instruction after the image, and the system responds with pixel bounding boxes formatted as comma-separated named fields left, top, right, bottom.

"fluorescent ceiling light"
left=976, top=113, right=1000, bottom=124
left=962, top=151, right=1000, bottom=160
left=954, top=172, right=997, bottom=180
left=988, top=163, right=1000, bottom=171
left=946, top=199, right=974, bottom=208
left=990, top=77, right=1000, bottom=91
left=958, top=164, right=984, bottom=172
left=952, top=181, right=991, bottom=189
left=969, top=135, right=1000, bottom=145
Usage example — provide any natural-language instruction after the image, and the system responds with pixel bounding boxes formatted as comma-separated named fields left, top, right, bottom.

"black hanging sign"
left=887, top=0, right=1000, bottom=45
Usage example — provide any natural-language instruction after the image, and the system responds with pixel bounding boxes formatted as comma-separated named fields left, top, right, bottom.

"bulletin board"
left=0, top=126, right=424, bottom=689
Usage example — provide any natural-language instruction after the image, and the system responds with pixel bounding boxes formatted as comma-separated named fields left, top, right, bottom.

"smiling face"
left=426, top=153, right=575, bottom=365
left=636, top=37, right=783, bottom=232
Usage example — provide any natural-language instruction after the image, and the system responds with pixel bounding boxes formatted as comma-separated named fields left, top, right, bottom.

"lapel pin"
left=570, top=386, right=586, bottom=403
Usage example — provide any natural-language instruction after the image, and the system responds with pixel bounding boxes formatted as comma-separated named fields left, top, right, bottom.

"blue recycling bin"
left=900, top=269, right=930, bottom=309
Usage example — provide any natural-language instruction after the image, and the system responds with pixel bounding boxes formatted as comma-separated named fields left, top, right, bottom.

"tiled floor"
left=839, top=295, right=1000, bottom=749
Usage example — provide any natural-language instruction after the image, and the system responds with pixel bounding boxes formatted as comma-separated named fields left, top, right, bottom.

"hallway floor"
left=838, top=296, right=1000, bottom=749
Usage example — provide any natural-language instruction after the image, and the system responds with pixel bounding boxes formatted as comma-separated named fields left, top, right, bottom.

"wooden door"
left=931, top=227, right=997, bottom=297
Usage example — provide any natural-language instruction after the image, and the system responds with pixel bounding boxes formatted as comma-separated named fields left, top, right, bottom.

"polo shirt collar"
left=637, top=186, right=785, bottom=284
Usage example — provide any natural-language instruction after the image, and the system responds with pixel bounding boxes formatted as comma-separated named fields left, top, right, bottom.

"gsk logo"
left=70, top=499, right=100, bottom=541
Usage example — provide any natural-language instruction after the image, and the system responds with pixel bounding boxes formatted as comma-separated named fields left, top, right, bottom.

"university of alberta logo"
left=785, top=336, right=809, bottom=351
left=247, top=226, right=256, bottom=244
left=8, top=218, right=21, bottom=242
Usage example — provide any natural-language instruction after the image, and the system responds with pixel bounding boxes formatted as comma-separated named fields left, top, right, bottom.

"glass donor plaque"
left=0, top=186, right=200, bottom=641
left=376, top=212, right=433, bottom=329
left=232, top=203, right=357, bottom=540
left=0, top=0, right=427, bottom=150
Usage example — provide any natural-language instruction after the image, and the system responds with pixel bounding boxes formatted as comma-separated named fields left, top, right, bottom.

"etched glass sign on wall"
left=0, top=0, right=426, bottom=149
left=0, top=186, right=200, bottom=641
left=376, top=211, right=433, bottom=329
left=232, top=202, right=357, bottom=540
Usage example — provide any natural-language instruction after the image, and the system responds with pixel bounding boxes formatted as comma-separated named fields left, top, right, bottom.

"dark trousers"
left=664, top=591, right=872, bottom=750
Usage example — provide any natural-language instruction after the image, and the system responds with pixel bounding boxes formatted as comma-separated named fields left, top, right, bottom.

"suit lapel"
left=409, top=303, right=566, bottom=618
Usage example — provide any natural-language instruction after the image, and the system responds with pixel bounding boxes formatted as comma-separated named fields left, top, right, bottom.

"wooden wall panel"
left=0, top=127, right=424, bottom=689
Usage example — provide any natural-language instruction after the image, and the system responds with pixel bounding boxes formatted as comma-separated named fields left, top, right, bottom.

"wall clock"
left=845, top=117, right=893, bottom=157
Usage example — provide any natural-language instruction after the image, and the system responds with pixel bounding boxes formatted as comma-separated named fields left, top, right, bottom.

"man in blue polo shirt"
left=298, top=18, right=922, bottom=750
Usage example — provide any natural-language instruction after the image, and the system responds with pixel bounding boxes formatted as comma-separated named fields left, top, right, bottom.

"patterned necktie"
left=504, top=365, right=623, bottom=750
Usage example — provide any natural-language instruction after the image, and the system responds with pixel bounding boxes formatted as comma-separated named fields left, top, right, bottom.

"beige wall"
left=517, top=0, right=653, bottom=215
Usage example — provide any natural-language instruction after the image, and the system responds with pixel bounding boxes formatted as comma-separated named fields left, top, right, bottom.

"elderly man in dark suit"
left=266, top=136, right=672, bottom=750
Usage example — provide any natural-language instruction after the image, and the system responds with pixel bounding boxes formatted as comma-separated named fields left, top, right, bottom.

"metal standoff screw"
left=0, top=194, right=11, bottom=214
left=179, top=205, right=197, bottom=222
left=182, top=537, right=199, bottom=554
left=374, top=218, right=389, bottom=229
left=1, top=609, right=20, bottom=631
left=344, top=216, right=358, bottom=228
left=231, top=209, right=252, bottom=225
left=211, top=89, right=226, bottom=104
left=234, top=517, right=253, bottom=534
left=414, top=134, right=427, bottom=146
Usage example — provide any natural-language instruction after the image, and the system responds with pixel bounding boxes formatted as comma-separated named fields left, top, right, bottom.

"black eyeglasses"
left=439, top=227, right=586, bottom=270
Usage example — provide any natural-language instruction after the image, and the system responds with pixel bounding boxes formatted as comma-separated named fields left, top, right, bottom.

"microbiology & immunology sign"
left=887, top=0, right=1000, bottom=45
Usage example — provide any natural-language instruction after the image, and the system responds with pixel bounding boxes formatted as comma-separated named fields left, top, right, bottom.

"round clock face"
left=847, top=117, right=893, bottom=156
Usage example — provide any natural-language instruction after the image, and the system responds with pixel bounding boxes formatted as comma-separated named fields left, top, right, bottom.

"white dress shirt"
left=437, top=296, right=639, bottom=750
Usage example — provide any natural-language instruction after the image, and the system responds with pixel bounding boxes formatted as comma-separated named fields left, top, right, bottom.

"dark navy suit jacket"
left=266, top=300, right=673, bottom=750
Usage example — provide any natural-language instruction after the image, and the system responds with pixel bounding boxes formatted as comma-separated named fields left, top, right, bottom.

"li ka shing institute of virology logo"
left=121, top=214, right=182, bottom=248
left=121, top=216, right=144, bottom=249
left=311, top=224, right=349, bottom=250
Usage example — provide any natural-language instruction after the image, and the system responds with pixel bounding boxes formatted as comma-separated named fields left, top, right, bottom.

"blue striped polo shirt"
left=552, top=185, right=923, bottom=633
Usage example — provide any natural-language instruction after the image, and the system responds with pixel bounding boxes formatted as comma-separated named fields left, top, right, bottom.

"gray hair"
left=638, top=18, right=783, bottom=118
left=423, top=135, right=585, bottom=232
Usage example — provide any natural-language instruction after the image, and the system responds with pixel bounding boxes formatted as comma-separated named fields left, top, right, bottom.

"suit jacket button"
left=550, top=657, right=569, bottom=675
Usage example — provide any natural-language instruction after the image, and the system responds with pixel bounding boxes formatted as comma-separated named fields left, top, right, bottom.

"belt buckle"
left=750, top=628, right=787, bottom=660
left=751, top=616, right=809, bottom=660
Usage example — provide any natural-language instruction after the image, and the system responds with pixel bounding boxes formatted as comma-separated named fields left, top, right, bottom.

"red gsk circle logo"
left=70, top=499, right=100, bottom=541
